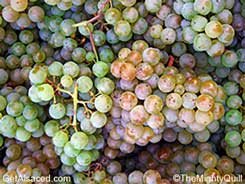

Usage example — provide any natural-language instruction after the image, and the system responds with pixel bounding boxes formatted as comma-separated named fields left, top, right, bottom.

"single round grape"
left=191, top=15, right=208, bottom=32
left=144, top=95, right=163, bottom=114
left=114, top=20, right=131, bottom=37
left=160, top=28, right=176, bottom=45
left=28, top=6, right=45, bottom=23
left=44, top=120, right=60, bottom=137
left=226, top=95, right=242, bottom=109
left=24, top=119, right=40, bottom=132
left=48, top=61, right=63, bottom=77
left=225, top=131, right=242, bottom=147
left=225, top=109, right=242, bottom=126
left=158, top=75, right=176, bottom=93
left=198, top=151, right=217, bottom=169
left=130, top=105, right=149, bottom=125
left=105, top=8, right=122, bottom=25
left=145, top=0, right=162, bottom=13
left=49, top=103, right=66, bottom=120
left=195, top=94, right=214, bottom=112
left=193, top=0, right=212, bottom=15
left=6, top=101, right=24, bottom=117
left=143, top=170, right=161, bottom=184
left=76, top=150, right=93, bottom=166
left=195, top=110, right=214, bottom=126
left=119, top=91, right=138, bottom=111
left=123, top=7, right=139, bottom=23
left=52, top=131, right=69, bottom=147
left=2, top=6, right=20, bottom=23
left=166, top=93, right=182, bottom=110
left=142, top=47, right=161, bottom=66
left=63, top=61, right=80, bottom=78
left=90, top=111, right=107, bottom=128
left=193, top=33, right=212, bottom=51
left=135, top=83, right=152, bottom=100
left=29, top=65, right=48, bottom=85
left=76, top=75, right=93, bottom=93
left=92, top=61, right=109, bottom=78
left=95, top=94, right=113, bottom=113
left=36, top=84, right=54, bottom=102
left=15, top=127, right=31, bottom=142
left=96, top=77, right=115, bottom=95
left=205, top=21, right=223, bottom=39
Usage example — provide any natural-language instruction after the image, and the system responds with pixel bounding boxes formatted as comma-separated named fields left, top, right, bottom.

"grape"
left=166, top=93, right=182, bottom=110
left=181, top=2, right=197, bottom=20
left=24, top=119, right=40, bottom=132
left=191, top=15, right=208, bottom=32
left=15, top=127, right=31, bottom=142
left=145, top=0, right=162, bottom=13
left=2, top=6, right=20, bottom=23
left=193, top=33, right=212, bottom=51
left=96, top=77, right=115, bottom=95
left=225, top=131, right=242, bottom=148
left=193, top=0, right=212, bottom=15
left=105, top=8, right=122, bottom=25
left=123, top=7, right=139, bottom=23
left=205, top=21, right=223, bottom=39
left=198, top=151, right=217, bottom=169
left=52, top=131, right=69, bottom=147
left=64, top=142, right=80, bottom=157
left=160, top=28, right=176, bottom=45
left=225, top=109, right=242, bottom=126
left=48, top=61, right=63, bottom=77
left=95, top=94, right=113, bottom=113
left=76, top=150, right=93, bottom=166
left=77, top=76, right=93, bottom=93
left=49, top=103, right=66, bottom=119
left=114, top=20, right=131, bottom=37
left=63, top=61, right=80, bottom=78
left=61, top=153, right=76, bottom=166
left=90, top=111, right=107, bottom=128
left=92, top=61, right=109, bottom=78
left=144, top=95, right=163, bottom=114
left=0, top=115, right=17, bottom=138
left=70, top=132, right=88, bottom=150
left=28, top=6, right=45, bottom=23
left=44, top=120, right=60, bottom=137
left=158, top=75, right=176, bottom=93
left=36, top=84, right=54, bottom=102
left=29, top=65, right=48, bottom=85
left=0, top=69, right=9, bottom=85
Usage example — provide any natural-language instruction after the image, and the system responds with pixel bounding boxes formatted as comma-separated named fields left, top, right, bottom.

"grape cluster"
left=0, top=136, right=60, bottom=184
left=0, top=86, right=46, bottom=142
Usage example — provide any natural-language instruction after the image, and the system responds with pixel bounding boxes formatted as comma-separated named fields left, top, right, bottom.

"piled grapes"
left=0, top=136, right=60, bottom=183
left=0, top=0, right=244, bottom=183
left=0, top=86, right=46, bottom=142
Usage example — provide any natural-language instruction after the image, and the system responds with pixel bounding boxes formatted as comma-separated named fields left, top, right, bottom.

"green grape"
left=0, top=69, right=9, bottom=85
left=24, top=119, right=40, bottom=132
left=78, top=22, right=94, bottom=36
left=198, top=151, right=217, bottom=169
left=6, top=101, right=24, bottom=117
left=70, top=132, right=89, bottom=150
left=36, top=84, right=54, bottom=102
left=90, top=111, right=107, bottom=128
left=77, top=76, right=93, bottom=93
left=191, top=15, right=208, bottom=32
left=19, top=30, right=34, bottom=44
left=64, top=142, right=80, bottom=157
left=144, top=95, right=163, bottom=114
left=221, top=50, right=238, bottom=68
left=10, top=0, right=28, bottom=12
left=10, top=42, right=26, bottom=57
left=60, top=19, right=76, bottom=36
left=94, top=94, right=113, bottom=113
left=48, top=61, right=63, bottom=76
left=160, top=28, right=176, bottom=45
left=80, top=118, right=97, bottom=135
left=16, top=116, right=26, bottom=126
left=132, top=17, right=148, bottom=35
left=225, top=131, right=241, bottom=147
left=29, top=65, right=48, bottom=85
left=49, top=103, right=66, bottom=119
left=193, top=33, right=212, bottom=51
left=92, top=61, right=109, bottom=78
left=61, top=75, right=73, bottom=88
left=218, top=24, right=235, bottom=44
left=193, top=0, right=212, bottom=15
left=205, top=21, right=223, bottom=39
left=72, top=48, right=86, bottom=63
left=44, top=120, right=60, bottom=137
left=105, top=8, right=122, bottom=25
left=145, top=0, right=162, bottom=13
left=114, top=20, right=131, bottom=37
left=0, top=95, right=7, bottom=111
left=22, top=104, right=38, bottom=121
left=28, top=86, right=42, bottom=103
left=61, top=153, right=76, bottom=166
left=158, top=75, right=176, bottom=93
left=63, top=61, right=80, bottom=78
left=76, top=150, right=93, bottom=166
left=123, top=7, right=139, bottom=23
left=226, top=95, right=242, bottom=109
left=0, top=115, right=17, bottom=138
left=181, top=2, right=197, bottom=20
left=96, top=77, right=115, bottom=95
left=225, top=109, right=242, bottom=126
left=15, top=127, right=31, bottom=142
left=52, top=131, right=69, bottom=147
left=211, top=0, right=225, bottom=13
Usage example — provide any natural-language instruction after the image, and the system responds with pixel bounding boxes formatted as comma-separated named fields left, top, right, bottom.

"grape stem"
left=168, top=55, right=175, bottom=66
left=89, top=31, right=99, bottom=63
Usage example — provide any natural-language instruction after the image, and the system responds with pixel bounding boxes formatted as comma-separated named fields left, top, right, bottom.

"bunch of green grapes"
left=0, top=86, right=47, bottom=142
left=0, top=136, right=60, bottom=183
left=27, top=57, right=114, bottom=171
